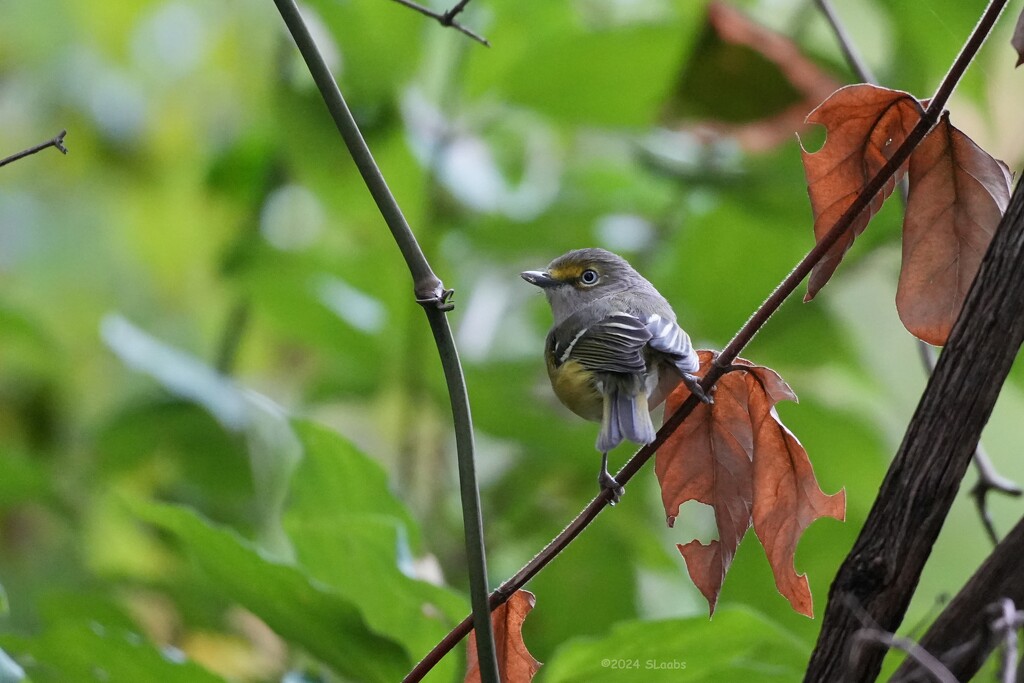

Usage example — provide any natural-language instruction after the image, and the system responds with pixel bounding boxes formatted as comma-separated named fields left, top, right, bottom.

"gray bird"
left=522, top=248, right=709, bottom=503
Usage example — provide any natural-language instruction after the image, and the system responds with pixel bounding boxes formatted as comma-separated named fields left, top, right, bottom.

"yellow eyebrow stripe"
left=549, top=264, right=584, bottom=281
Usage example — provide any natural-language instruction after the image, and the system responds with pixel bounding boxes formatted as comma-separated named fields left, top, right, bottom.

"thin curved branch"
left=814, top=0, right=877, bottom=85
left=0, top=130, right=67, bottom=168
left=403, top=2, right=1009, bottom=679
left=269, top=2, right=499, bottom=680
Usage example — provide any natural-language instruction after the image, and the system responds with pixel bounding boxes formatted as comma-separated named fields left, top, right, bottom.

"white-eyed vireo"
left=522, top=248, right=709, bottom=503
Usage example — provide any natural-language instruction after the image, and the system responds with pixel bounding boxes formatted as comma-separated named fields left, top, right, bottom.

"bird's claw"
left=683, top=374, right=713, bottom=405
left=598, top=469, right=625, bottom=506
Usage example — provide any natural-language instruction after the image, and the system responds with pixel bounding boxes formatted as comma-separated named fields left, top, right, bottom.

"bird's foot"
left=598, top=466, right=622, bottom=505
left=683, top=373, right=713, bottom=405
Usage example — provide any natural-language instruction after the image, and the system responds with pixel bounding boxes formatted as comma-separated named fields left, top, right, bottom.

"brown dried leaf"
left=657, top=351, right=754, bottom=615
left=657, top=352, right=845, bottom=617
left=801, top=84, right=923, bottom=300
left=1013, top=8, right=1024, bottom=67
left=747, top=365, right=846, bottom=617
left=897, top=114, right=1013, bottom=345
left=465, top=590, right=541, bottom=683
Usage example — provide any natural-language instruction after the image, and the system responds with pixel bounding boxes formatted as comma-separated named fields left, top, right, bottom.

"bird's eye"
left=580, top=269, right=599, bottom=285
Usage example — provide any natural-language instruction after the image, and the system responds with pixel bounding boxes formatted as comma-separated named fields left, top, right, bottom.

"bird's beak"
left=521, top=270, right=558, bottom=288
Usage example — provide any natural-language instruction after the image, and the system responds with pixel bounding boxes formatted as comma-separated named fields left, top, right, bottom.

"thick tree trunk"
left=804, top=177, right=1024, bottom=682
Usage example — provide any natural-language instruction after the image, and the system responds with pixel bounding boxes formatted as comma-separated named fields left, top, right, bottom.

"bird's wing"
left=555, top=312, right=651, bottom=374
left=645, top=313, right=699, bottom=376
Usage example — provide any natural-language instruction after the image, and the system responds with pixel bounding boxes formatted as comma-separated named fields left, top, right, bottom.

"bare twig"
left=853, top=630, right=959, bottom=683
left=999, top=602, right=1020, bottom=683
left=390, top=0, right=490, bottom=46
left=405, top=2, right=1010, bottom=680
left=991, top=599, right=1023, bottom=683
left=0, top=130, right=67, bottom=168
left=814, top=0, right=877, bottom=84
left=971, top=453, right=1024, bottom=535
left=442, top=0, right=474, bottom=22
left=842, top=596, right=959, bottom=683
left=269, top=1, right=499, bottom=680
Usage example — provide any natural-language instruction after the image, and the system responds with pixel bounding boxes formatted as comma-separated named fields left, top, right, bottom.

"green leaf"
left=128, top=499, right=410, bottom=682
left=0, top=622, right=222, bottom=683
left=101, top=315, right=301, bottom=551
left=462, top=3, right=706, bottom=127
left=286, top=421, right=419, bottom=541
left=95, top=399, right=253, bottom=514
left=101, top=315, right=248, bottom=430
left=501, top=26, right=689, bottom=127
left=540, top=606, right=808, bottom=682
left=0, top=592, right=181, bottom=682
left=885, top=0, right=990, bottom=100
left=228, top=244, right=390, bottom=394
left=205, top=132, right=280, bottom=206
left=283, top=421, right=468, bottom=680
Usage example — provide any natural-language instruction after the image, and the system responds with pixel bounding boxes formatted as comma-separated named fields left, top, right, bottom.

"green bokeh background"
left=1, top=0, right=1023, bottom=680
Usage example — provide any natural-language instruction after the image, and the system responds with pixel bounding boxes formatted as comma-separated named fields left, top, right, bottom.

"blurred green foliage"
left=1, top=0, right=1023, bottom=681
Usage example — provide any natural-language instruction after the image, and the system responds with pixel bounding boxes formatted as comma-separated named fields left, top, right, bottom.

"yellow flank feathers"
left=546, top=357, right=603, bottom=422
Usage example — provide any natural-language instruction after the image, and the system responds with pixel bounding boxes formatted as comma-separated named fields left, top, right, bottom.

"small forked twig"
left=846, top=596, right=959, bottom=683
left=390, top=0, right=490, bottom=46
left=853, top=630, right=960, bottom=683
left=0, top=130, right=68, bottom=168
left=989, top=598, right=1024, bottom=683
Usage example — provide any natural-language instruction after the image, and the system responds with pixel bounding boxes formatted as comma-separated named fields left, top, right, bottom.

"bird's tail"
left=596, top=386, right=656, bottom=452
